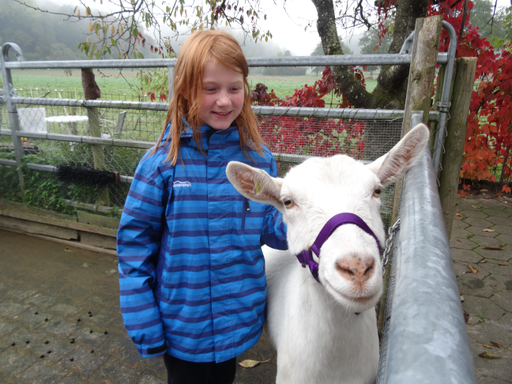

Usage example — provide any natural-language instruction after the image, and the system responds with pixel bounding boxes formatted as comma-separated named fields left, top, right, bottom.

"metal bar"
left=272, top=152, right=312, bottom=165
left=7, top=98, right=441, bottom=122
left=253, top=107, right=440, bottom=121
left=379, top=146, right=476, bottom=382
left=4, top=53, right=449, bottom=70
left=0, top=159, right=17, bottom=167
left=0, top=129, right=13, bottom=136
left=6, top=58, right=177, bottom=69
left=24, top=160, right=133, bottom=184
left=10, top=97, right=169, bottom=111
left=23, top=162, right=134, bottom=185
left=26, top=163, right=55, bottom=172
left=2, top=130, right=155, bottom=149
left=432, top=21, right=458, bottom=176
left=63, top=199, right=124, bottom=214
left=1, top=42, right=25, bottom=192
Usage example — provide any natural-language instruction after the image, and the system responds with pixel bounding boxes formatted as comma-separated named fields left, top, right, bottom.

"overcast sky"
left=41, top=0, right=322, bottom=56
left=42, top=0, right=512, bottom=57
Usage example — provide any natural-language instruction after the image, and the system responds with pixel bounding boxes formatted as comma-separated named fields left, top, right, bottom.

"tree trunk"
left=311, top=0, right=430, bottom=110
left=373, top=0, right=430, bottom=109
left=312, top=0, right=372, bottom=108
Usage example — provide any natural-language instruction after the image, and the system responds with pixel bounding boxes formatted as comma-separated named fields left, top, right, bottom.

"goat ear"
left=226, top=161, right=283, bottom=208
left=366, top=123, right=429, bottom=187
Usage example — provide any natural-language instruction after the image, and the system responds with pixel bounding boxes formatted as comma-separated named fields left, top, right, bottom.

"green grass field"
left=4, top=69, right=378, bottom=102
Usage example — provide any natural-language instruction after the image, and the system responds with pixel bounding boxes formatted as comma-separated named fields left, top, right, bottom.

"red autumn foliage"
left=252, top=67, right=367, bottom=159
left=427, top=0, right=512, bottom=188
left=252, top=0, right=511, bottom=191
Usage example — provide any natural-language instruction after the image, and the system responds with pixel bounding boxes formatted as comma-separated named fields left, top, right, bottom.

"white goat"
left=226, top=124, right=429, bottom=384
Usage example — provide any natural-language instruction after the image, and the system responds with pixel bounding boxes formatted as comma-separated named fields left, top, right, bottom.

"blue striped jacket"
left=117, top=123, right=287, bottom=363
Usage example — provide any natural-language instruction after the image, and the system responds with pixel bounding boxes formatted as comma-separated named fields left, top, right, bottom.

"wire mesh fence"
left=8, top=98, right=166, bottom=142
left=0, top=101, right=403, bottom=226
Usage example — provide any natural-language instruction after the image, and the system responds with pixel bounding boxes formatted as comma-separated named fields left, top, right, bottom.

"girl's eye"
left=373, top=189, right=381, bottom=198
left=283, top=199, right=295, bottom=209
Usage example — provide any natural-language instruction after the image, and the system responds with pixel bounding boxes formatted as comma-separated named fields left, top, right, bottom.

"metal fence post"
left=438, top=57, right=477, bottom=239
left=1, top=43, right=25, bottom=200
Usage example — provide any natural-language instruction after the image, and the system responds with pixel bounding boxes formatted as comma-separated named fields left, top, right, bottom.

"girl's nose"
left=217, top=92, right=231, bottom=106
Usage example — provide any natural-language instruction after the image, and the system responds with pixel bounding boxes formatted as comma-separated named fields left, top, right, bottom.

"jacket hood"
left=161, top=121, right=239, bottom=151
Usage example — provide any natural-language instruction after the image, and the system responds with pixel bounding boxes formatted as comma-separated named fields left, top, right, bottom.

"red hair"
left=153, top=30, right=264, bottom=165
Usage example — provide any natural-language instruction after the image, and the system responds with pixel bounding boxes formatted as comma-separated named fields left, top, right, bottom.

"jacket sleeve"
left=260, top=156, right=288, bottom=250
left=116, top=153, right=169, bottom=358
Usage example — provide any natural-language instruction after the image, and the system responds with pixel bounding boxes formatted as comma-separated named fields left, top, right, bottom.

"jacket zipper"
left=241, top=198, right=250, bottom=230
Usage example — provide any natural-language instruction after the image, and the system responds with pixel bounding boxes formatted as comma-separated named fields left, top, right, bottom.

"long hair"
left=153, top=30, right=264, bottom=165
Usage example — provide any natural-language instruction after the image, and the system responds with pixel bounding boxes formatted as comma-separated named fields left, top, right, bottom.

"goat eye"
left=283, top=199, right=295, bottom=209
left=373, top=189, right=381, bottom=198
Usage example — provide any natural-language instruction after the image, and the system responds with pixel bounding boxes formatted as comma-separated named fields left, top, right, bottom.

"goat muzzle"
left=296, top=213, right=381, bottom=284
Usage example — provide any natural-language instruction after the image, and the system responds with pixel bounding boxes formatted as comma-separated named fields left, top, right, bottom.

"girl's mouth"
left=213, top=111, right=231, bottom=117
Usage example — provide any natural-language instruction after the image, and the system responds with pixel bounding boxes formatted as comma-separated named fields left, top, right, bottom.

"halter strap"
left=296, top=213, right=382, bottom=284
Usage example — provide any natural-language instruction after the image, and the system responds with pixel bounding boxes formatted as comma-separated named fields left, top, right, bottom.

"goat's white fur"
left=226, top=124, right=429, bottom=384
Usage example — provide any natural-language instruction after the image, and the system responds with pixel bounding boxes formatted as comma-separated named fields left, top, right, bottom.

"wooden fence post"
left=438, top=57, right=477, bottom=240
left=402, top=15, right=444, bottom=133
left=378, top=15, right=443, bottom=336
left=82, top=68, right=110, bottom=206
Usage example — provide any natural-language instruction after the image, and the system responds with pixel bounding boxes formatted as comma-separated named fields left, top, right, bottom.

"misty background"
left=0, top=0, right=363, bottom=64
left=0, top=0, right=509, bottom=65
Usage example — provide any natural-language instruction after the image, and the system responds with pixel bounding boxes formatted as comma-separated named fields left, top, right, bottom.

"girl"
left=116, top=30, right=287, bottom=384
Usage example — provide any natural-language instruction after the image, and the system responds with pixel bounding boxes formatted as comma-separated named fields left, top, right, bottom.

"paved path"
left=0, top=196, right=511, bottom=383
left=0, top=229, right=276, bottom=384
left=451, top=196, right=512, bottom=383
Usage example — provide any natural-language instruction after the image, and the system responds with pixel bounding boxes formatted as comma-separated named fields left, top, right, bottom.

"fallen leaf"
left=491, top=341, right=506, bottom=350
left=460, top=295, right=465, bottom=302
left=483, top=344, right=493, bottom=349
left=481, top=189, right=489, bottom=192
left=471, top=205, right=479, bottom=208
left=238, top=359, right=270, bottom=369
left=467, top=264, right=478, bottom=274
left=483, top=229, right=495, bottom=232
left=498, top=263, right=508, bottom=266
left=478, top=260, right=487, bottom=264
left=483, top=246, right=503, bottom=250
left=456, top=213, right=463, bottom=217
left=479, top=352, right=502, bottom=359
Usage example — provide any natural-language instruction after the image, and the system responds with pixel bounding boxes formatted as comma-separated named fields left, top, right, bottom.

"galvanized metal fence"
left=0, top=20, right=476, bottom=382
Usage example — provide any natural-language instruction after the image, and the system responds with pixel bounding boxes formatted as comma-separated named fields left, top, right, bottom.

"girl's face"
left=198, top=60, right=244, bottom=130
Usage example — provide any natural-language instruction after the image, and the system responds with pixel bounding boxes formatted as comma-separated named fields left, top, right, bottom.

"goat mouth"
left=325, top=281, right=375, bottom=304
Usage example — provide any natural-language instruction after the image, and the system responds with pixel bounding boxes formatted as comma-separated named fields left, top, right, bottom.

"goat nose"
left=336, top=257, right=375, bottom=282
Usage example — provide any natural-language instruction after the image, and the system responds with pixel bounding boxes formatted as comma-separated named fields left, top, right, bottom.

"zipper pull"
left=245, top=198, right=251, bottom=212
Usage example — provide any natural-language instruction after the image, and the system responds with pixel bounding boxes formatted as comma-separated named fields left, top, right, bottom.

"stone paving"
left=0, top=196, right=510, bottom=383
left=451, top=196, right=512, bottom=384
left=0, top=230, right=276, bottom=384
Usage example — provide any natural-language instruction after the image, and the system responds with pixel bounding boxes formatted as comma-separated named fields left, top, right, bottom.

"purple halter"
left=296, top=213, right=382, bottom=284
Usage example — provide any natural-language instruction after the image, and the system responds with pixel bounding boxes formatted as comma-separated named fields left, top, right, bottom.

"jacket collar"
left=163, top=121, right=239, bottom=150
